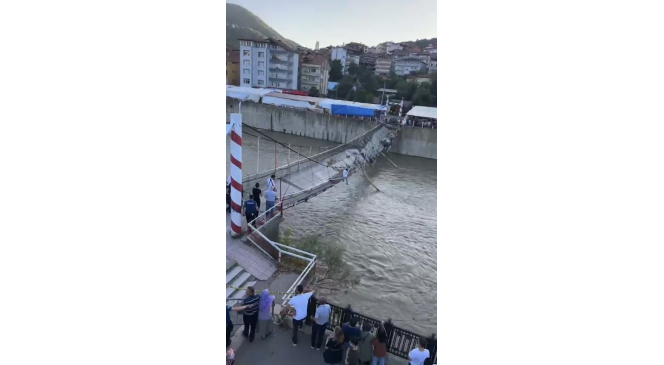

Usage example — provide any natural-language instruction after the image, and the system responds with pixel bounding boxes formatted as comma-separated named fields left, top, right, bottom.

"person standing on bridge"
left=267, top=174, right=277, bottom=192
left=265, top=188, right=277, bottom=218
left=342, top=168, right=349, bottom=185
left=252, top=183, right=262, bottom=212
left=244, top=195, right=258, bottom=228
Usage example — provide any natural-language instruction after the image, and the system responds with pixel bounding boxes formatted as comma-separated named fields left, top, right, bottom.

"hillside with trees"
left=226, top=3, right=299, bottom=49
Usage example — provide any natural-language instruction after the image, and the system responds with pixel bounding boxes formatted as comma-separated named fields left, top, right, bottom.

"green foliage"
left=348, top=62, right=359, bottom=76
left=226, top=3, right=299, bottom=49
left=337, top=76, right=354, bottom=100
left=307, top=86, right=320, bottom=97
left=280, top=229, right=360, bottom=290
left=329, top=60, right=343, bottom=82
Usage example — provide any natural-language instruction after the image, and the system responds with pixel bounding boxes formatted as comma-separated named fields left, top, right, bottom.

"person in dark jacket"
left=323, top=326, right=345, bottom=365
left=226, top=183, right=231, bottom=213
left=252, top=183, right=261, bottom=212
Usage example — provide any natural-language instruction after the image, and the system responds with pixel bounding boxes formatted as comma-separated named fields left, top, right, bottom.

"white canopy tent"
left=261, top=96, right=315, bottom=110
left=405, top=106, right=437, bottom=120
left=226, top=86, right=273, bottom=102
left=318, top=99, right=387, bottom=111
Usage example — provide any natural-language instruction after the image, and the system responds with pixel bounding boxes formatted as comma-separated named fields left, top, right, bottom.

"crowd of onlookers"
left=404, top=117, right=437, bottom=129
left=227, top=284, right=435, bottom=365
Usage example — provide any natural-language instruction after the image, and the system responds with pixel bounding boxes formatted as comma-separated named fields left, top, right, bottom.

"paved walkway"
left=231, top=319, right=409, bottom=365
left=233, top=321, right=326, bottom=364
left=226, top=213, right=277, bottom=280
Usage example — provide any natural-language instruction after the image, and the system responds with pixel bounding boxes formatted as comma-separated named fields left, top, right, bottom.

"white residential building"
left=394, top=58, right=427, bottom=76
left=428, top=57, right=437, bottom=73
left=385, top=42, right=403, bottom=53
left=331, top=47, right=360, bottom=74
left=239, top=38, right=300, bottom=90
left=299, top=53, right=330, bottom=95
left=374, top=57, right=394, bottom=76
left=331, top=47, right=348, bottom=73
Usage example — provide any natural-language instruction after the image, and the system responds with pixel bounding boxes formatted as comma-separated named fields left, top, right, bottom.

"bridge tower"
left=229, top=113, right=243, bottom=237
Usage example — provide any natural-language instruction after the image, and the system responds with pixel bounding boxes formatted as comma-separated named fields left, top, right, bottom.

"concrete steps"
left=226, top=260, right=255, bottom=307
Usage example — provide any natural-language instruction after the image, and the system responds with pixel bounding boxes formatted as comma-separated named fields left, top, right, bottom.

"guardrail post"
left=256, top=136, right=260, bottom=173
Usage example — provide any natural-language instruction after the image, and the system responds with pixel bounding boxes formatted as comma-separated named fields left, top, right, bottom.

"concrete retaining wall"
left=227, top=99, right=437, bottom=159
left=389, top=126, right=438, bottom=160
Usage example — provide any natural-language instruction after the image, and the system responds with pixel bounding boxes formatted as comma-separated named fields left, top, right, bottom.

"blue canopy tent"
left=331, top=104, right=376, bottom=117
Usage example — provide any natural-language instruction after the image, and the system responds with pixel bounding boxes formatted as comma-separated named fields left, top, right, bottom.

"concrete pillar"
left=229, top=113, right=243, bottom=237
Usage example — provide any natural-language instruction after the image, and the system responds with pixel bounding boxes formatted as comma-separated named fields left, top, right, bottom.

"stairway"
left=226, top=258, right=256, bottom=307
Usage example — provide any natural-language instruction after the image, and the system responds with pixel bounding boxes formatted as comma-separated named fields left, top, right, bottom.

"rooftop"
left=395, top=57, right=426, bottom=64
left=301, top=53, right=329, bottom=66
left=237, top=37, right=298, bottom=53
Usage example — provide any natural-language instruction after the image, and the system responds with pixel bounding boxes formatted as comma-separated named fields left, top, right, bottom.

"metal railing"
left=323, top=302, right=438, bottom=364
left=243, top=203, right=317, bottom=285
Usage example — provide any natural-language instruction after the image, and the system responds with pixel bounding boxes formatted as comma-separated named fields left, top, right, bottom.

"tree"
left=348, top=62, right=359, bottom=76
left=329, top=60, right=343, bottom=82
left=337, top=76, right=354, bottom=100
left=412, top=84, right=432, bottom=106
left=280, top=229, right=360, bottom=291
left=307, top=86, right=320, bottom=97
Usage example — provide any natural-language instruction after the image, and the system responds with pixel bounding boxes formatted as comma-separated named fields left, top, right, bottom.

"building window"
left=258, top=61, right=264, bottom=67
left=302, top=86, right=308, bottom=91
left=243, top=78, right=250, bottom=84
left=310, top=68, right=316, bottom=73
left=243, top=50, right=250, bottom=56
left=271, top=45, right=278, bottom=49
left=243, top=60, right=249, bottom=66
left=258, top=80, right=264, bottom=85
left=243, top=69, right=250, bottom=75
left=258, top=70, right=264, bottom=75
left=258, top=52, right=264, bottom=57
left=270, top=82, right=275, bottom=87
left=277, top=82, right=282, bottom=87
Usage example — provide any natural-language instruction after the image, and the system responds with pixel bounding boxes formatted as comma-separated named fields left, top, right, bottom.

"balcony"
left=269, top=75, right=293, bottom=82
left=270, top=55, right=293, bottom=65
left=268, top=65, right=293, bottom=73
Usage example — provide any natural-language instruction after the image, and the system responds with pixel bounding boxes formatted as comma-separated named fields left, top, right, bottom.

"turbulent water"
left=227, top=130, right=437, bottom=335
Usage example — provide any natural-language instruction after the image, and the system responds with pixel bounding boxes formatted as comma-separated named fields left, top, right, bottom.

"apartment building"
left=359, top=54, right=377, bottom=71
left=299, top=53, right=330, bottom=95
left=226, top=48, right=240, bottom=86
left=429, top=56, right=437, bottom=73
left=416, top=52, right=432, bottom=68
left=331, top=47, right=348, bottom=73
left=331, top=47, right=361, bottom=74
left=238, top=38, right=300, bottom=90
left=394, top=58, right=427, bottom=76
left=374, top=57, right=394, bottom=76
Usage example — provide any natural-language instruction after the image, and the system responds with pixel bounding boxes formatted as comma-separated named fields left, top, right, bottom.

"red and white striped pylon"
left=229, top=113, right=243, bottom=237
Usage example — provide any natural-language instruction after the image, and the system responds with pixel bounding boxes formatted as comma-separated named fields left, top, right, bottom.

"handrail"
left=282, top=256, right=317, bottom=302
left=243, top=124, right=385, bottom=184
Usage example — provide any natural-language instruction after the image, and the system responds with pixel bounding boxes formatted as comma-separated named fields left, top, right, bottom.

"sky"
left=227, top=0, right=437, bottom=49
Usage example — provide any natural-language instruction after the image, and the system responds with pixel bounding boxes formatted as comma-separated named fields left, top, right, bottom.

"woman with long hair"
left=323, top=326, right=345, bottom=365
left=257, top=289, right=275, bottom=339
left=371, top=323, right=388, bottom=365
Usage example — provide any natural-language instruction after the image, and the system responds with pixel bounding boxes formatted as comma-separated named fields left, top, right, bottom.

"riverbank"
left=226, top=99, right=437, bottom=159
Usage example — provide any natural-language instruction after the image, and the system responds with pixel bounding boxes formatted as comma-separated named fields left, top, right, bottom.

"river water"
left=227, top=130, right=437, bottom=335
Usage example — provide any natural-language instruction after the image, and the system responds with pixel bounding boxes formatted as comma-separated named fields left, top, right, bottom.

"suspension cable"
left=242, top=123, right=335, bottom=168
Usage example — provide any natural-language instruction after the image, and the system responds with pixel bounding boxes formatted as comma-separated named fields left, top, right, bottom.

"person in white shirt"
left=342, top=169, right=349, bottom=185
left=267, top=174, right=277, bottom=192
left=284, top=284, right=314, bottom=346
left=408, top=337, right=430, bottom=365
